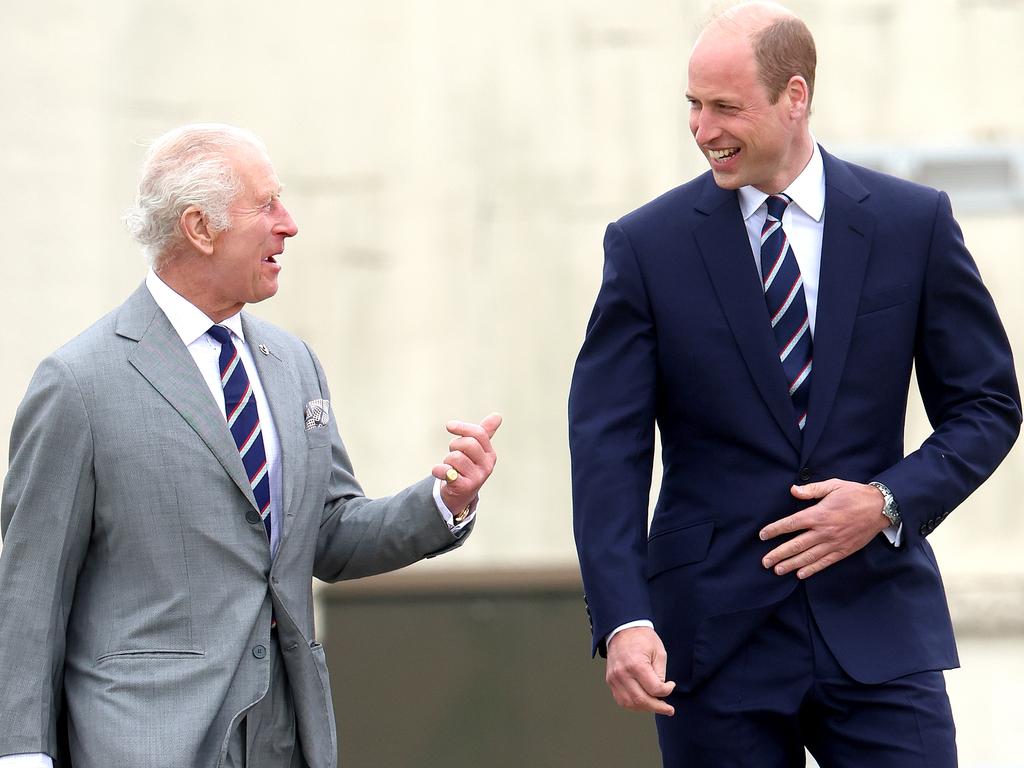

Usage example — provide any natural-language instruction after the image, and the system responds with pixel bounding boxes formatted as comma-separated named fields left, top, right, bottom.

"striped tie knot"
left=207, top=323, right=233, bottom=349
left=765, top=193, right=792, bottom=223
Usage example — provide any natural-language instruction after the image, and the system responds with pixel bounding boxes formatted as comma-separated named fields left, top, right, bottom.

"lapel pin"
left=258, top=344, right=270, bottom=356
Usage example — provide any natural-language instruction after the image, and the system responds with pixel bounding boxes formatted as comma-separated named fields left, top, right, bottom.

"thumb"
left=651, top=645, right=669, bottom=682
left=481, top=412, right=503, bottom=439
left=650, top=640, right=676, bottom=696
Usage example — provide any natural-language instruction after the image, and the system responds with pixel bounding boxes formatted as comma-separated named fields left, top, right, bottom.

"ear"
left=180, top=205, right=215, bottom=256
left=785, top=75, right=810, bottom=120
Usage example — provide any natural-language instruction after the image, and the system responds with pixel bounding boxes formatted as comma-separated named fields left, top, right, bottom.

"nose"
left=275, top=202, right=299, bottom=238
left=691, top=109, right=720, bottom=146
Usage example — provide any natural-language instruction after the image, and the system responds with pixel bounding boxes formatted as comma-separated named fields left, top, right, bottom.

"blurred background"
left=1, top=0, right=1021, bottom=765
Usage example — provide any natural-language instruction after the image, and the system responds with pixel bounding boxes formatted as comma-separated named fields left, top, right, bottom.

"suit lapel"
left=117, top=285, right=259, bottom=510
left=243, top=314, right=307, bottom=543
left=799, top=150, right=875, bottom=464
left=694, top=179, right=803, bottom=452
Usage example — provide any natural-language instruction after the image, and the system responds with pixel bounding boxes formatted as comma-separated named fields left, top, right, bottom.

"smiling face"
left=686, top=23, right=812, bottom=194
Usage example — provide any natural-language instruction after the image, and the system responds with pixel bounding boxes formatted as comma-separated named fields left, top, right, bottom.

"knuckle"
left=622, top=659, right=644, bottom=675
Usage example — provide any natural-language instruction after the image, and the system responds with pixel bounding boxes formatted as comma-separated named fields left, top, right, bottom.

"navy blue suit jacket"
left=569, top=148, right=1020, bottom=689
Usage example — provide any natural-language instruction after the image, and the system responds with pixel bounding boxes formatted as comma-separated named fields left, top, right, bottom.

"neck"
left=155, top=255, right=244, bottom=322
left=757, top=129, right=814, bottom=195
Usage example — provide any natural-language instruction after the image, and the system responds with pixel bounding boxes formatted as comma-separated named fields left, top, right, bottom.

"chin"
left=252, top=285, right=280, bottom=304
left=710, top=170, right=743, bottom=190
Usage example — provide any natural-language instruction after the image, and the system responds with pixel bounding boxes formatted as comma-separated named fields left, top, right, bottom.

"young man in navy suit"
left=569, top=3, right=1020, bottom=765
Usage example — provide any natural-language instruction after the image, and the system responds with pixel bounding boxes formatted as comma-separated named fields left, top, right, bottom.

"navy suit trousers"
left=655, top=585, right=957, bottom=768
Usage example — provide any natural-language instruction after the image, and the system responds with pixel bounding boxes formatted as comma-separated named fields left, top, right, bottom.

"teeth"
left=709, top=148, right=739, bottom=160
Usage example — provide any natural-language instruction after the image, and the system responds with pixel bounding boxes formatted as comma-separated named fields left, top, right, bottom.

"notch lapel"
left=693, top=180, right=803, bottom=452
left=799, top=151, right=875, bottom=464
left=117, top=286, right=259, bottom=511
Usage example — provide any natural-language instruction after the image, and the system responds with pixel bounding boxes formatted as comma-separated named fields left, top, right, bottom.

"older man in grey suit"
left=0, top=124, right=501, bottom=768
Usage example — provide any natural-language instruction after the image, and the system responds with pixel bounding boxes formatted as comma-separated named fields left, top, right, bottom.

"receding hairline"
left=692, top=1, right=797, bottom=60
left=690, top=1, right=815, bottom=106
left=705, top=1, right=797, bottom=37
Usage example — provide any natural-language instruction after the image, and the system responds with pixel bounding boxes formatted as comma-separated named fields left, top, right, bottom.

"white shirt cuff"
left=606, top=619, right=655, bottom=648
left=432, top=478, right=475, bottom=535
left=882, top=522, right=903, bottom=547
left=0, top=755, right=54, bottom=767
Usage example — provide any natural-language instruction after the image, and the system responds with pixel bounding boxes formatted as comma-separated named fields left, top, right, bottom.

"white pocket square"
left=304, top=399, right=330, bottom=430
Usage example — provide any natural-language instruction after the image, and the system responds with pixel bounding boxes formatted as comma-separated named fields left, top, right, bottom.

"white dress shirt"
left=606, top=142, right=898, bottom=650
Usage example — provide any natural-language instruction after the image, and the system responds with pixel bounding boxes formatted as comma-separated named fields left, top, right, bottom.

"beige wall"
left=1, top=1, right=1022, bottom=761
left=3, top=0, right=1020, bottom=569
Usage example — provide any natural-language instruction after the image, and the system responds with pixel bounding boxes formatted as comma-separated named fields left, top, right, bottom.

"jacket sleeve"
left=0, top=356, right=96, bottom=761
left=873, top=191, right=1021, bottom=545
left=569, top=222, right=659, bottom=657
left=300, top=344, right=469, bottom=583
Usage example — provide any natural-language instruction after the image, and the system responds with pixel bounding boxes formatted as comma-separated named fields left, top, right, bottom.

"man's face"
left=686, top=30, right=805, bottom=193
left=207, top=144, right=298, bottom=313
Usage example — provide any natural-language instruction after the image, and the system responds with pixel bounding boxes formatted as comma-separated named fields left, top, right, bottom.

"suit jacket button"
left=252, top=645, right=267, bottom=659
left=799, top=467, right=812, bottom=482
left=919, top=523, right=929, bottom=536
left=245, top=510, right=261, bottom=525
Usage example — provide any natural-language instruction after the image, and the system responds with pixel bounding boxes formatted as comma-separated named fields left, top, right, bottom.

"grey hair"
left=124, top=123, right=269, bottom=270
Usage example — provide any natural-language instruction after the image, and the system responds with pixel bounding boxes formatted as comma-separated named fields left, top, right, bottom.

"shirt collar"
left=145, top=269, right=246, bottom=346
left=737, top=139, right=825, bottom=223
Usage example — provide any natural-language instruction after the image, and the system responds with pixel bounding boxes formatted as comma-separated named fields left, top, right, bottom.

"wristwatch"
left=869, top=481, right=901, bottom=528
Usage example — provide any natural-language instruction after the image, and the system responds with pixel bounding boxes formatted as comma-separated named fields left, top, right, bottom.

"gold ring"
left=445, top=468, right=459, bottom=483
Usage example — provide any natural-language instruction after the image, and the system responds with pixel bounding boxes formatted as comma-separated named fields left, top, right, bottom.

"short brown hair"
left=752, top=16, right=816, bottom=106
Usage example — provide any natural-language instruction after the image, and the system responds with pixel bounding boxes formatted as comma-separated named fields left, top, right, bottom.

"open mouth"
left=708, top=147, right=740, bottom=163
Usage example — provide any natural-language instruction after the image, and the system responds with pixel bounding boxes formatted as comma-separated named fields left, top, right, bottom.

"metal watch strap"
left=869, top=481, right=901, bottom=527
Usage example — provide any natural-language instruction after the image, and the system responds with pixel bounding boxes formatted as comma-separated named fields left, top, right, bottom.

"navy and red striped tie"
left=760, top=194, right=813, bottom=430
left=208, top=325, right=272, bottom=540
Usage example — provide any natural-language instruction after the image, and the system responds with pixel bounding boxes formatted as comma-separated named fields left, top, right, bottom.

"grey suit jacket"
left=0, top=284, right=467, bottom=767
